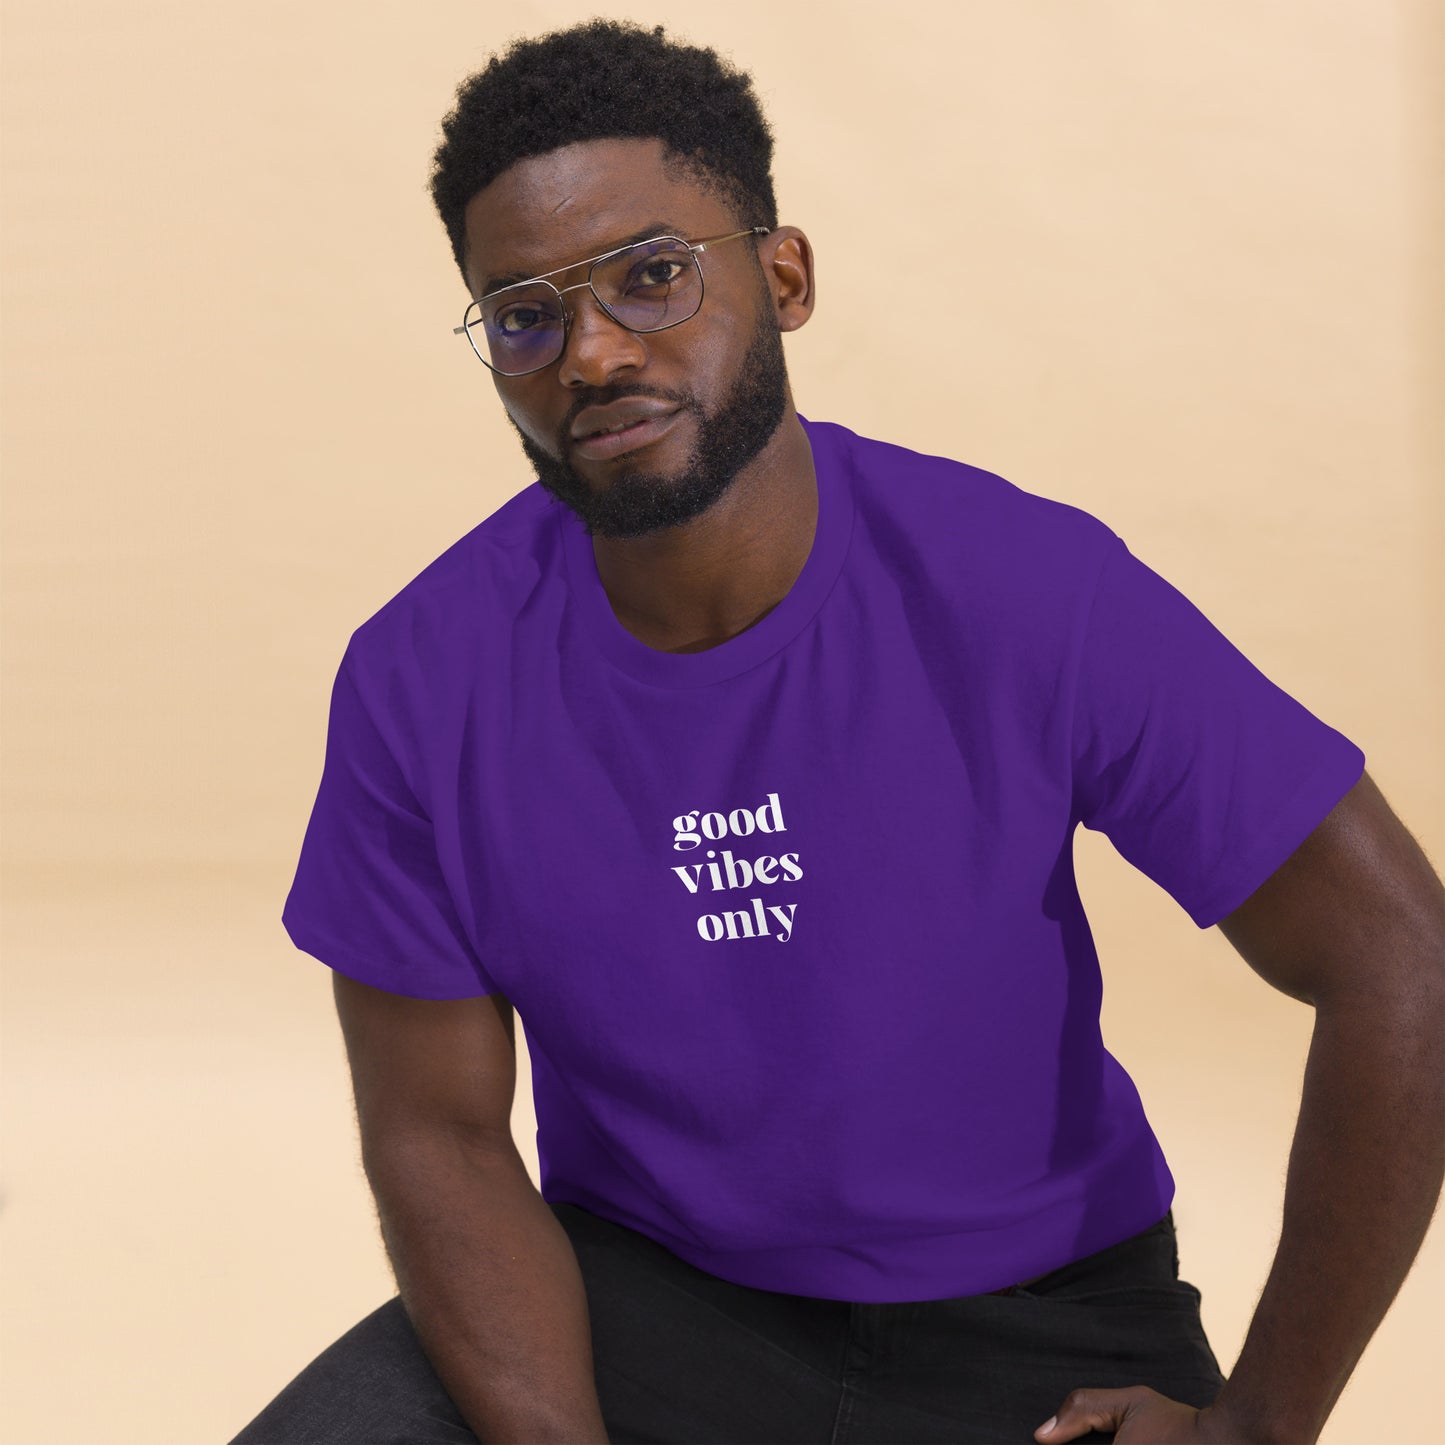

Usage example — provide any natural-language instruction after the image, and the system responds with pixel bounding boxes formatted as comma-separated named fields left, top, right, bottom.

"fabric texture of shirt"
left=282, top=412, right=1365, bottom=1302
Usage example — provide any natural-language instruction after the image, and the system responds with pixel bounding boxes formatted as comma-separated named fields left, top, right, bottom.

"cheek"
left=703, top=290, right=766, bottom=372
left=668, top=312, right=742, bottom=394
left=701, top=285, right=755, bottom=345
left=496, top=384, right=542, bottom=432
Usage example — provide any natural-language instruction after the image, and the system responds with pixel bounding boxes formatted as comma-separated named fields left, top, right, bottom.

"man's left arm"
left=1039, top=767, right=1445, bottom=1445
left=1205, top=767, right=1445, bottom=1443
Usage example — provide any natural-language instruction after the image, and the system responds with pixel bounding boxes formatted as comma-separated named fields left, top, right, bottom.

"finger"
left=1036, top=1386, right=1141, bottom=1441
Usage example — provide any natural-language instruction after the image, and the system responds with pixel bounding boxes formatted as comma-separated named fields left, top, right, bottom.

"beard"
left=503, top=300, right=791, bottom=540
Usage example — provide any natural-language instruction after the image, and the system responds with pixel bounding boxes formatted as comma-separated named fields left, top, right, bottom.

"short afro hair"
left=428, top=18, right=779, bottom=291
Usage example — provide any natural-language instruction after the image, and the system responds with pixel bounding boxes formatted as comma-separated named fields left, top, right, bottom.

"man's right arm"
left=333, top=973, right=610, bottom=1445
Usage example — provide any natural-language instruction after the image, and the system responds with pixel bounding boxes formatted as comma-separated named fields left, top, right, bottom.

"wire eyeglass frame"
left=452, top=226, right=771, bottom=376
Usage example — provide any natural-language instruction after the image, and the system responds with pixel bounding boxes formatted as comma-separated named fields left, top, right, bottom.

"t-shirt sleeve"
left=281, top=641, right=501, bottom=999
left=1069, top=529, right=1366, bottom=930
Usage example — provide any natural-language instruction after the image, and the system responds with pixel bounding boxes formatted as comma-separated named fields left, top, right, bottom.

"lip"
left=571, top=408, right=683, bottom=461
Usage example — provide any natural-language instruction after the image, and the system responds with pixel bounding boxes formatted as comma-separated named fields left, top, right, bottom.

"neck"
left=591, top=404, right=817, bottom=654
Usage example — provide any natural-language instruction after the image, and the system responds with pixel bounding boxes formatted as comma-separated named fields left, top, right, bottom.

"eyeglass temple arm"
left=693, top=225, right=771, bottom=252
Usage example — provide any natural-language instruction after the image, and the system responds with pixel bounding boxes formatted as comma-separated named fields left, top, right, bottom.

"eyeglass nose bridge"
left=515, top=269, right=702, bottom=375
left=548, top=274, right=673, bottom=337
left=550, top=276, right=607, bottom=336
left=452, top=273, right=635, bottom=339
left=456, top=279, right=639, bottom=375
left=513, top=279, right=640, bottom=377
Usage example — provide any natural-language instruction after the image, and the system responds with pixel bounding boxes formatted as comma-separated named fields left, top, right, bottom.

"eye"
left=496, top=304, right=551, bottom=334
left=626, top=257, right=689, bottom=291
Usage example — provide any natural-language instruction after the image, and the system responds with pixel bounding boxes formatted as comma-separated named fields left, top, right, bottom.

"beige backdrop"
left=3, top=2, right=1441, bottom=1443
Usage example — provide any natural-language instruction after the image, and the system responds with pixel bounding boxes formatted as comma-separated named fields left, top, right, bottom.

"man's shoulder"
left=344, top=482, right=558, bottom=684
left=818, top=415, right=1117, bottom=579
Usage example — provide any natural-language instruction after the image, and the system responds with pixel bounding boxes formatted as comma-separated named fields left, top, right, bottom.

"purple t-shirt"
left=282, top=413, right=1364, bottom=1302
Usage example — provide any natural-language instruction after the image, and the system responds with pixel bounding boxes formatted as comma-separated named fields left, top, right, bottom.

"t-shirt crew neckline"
left=558, top=411, right=855, bottom=688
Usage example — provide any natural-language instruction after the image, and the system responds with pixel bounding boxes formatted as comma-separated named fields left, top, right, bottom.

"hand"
left=1035, top=1387, right=1261, bottom=1443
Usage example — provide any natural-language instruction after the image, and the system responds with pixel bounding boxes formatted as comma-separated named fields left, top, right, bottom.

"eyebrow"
left=480, top=221, right=688, bottom=297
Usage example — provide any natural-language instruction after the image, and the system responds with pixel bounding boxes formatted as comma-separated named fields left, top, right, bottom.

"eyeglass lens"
left=463, top=238, right=703, bottom=374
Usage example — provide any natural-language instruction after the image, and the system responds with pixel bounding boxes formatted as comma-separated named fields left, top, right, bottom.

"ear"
left=761, top=226, right=815, bottom=332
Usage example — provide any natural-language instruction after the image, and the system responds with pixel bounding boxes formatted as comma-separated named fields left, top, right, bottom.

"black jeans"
left=228, top=1202, right=1226, bottom=1444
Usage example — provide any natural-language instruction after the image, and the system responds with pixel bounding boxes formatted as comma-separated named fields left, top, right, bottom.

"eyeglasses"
left=452, top=226, right=770, bottom=377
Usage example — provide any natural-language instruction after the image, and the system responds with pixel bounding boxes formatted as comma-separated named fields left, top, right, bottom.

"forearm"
left=367, top=1131, right=611, bottom=1445
left=1209, top=991, right=1445, bottom=1444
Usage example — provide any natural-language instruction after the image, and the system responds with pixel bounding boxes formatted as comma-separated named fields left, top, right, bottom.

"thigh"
left=835, top=1211, right=1227, bottom=1445
left=553, top=1200, right=847, bottom=1445
left=227, top=1296, right=477, bottom=1445
left=229, top=1203, right=851, bottom=1445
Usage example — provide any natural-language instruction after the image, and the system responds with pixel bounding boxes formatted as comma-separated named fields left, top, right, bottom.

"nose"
left=555, top=285, right=649, bottom=389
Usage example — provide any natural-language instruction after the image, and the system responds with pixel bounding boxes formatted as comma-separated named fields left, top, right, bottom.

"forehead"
left=462, top=136, right=734, bottom=297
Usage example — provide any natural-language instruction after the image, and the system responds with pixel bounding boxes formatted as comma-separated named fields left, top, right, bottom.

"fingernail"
left=1037, top=1418, right=1056, bottom=1436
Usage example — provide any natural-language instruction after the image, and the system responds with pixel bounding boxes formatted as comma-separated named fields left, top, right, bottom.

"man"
left=231, top=19, right=1445, bottom=1445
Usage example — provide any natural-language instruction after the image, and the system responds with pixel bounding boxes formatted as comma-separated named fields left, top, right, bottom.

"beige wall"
left=3, top=2, right=1441, bottom=1442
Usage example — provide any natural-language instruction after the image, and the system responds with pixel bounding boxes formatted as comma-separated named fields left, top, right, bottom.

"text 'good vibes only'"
left=668, top=792, right=802, bottom=943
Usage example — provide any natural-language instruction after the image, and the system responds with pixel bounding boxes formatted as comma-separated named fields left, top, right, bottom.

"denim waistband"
left=984, top=1209, right=1175, bottom=1296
